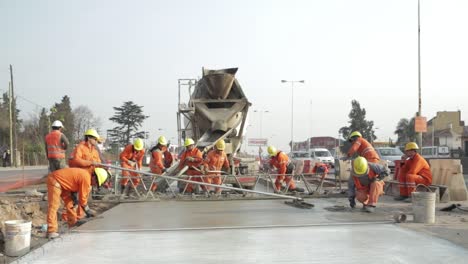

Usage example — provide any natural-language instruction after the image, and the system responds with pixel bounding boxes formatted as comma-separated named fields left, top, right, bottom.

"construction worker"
left=178, top=138, right=205, bottom=193
left=46, top=167, right=109, bottom=239
left=67, top=128, right=102, bottom=219
left=394, top=142, right=432, bottom=201
left=68, top=128, right=101, bottom=174
left=346, top=131, right=380, bottom=163
left=203, top=139, right=230, bottom=194
left=44, top=120, right=69, bottom=172
left=119, top=138, right=146, bottom=196
left=149, top=136, right=173, bottom=192
left=348, top=156, right=388, bottom=213
left=268, top=146, right=304, bottom=193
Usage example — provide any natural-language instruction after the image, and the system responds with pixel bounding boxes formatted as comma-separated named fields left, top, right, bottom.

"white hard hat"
left=51, top=120, right=64, bottom=128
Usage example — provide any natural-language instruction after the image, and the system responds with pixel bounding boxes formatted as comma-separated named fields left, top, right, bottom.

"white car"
left=375, top=147, right=403, bottom=172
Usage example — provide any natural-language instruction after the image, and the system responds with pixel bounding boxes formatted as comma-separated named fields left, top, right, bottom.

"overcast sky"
left=1, top=0, right=467, bottom=152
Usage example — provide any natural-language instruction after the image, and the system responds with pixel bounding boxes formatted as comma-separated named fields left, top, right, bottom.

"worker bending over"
left=346, top=131, right=380, bottom=163
left=348, top=157, right=389, bottom=213
left=203, top=139, right=230, bottom=194
left=268, top=146, right=304, bottom=193
left=120, top=138, right=145, bottom=197
left=179, top=138, right=205, bottom=193
left=150, top=136, right=173, bottom=192
left=46, top=167, right=109, bottom=239
left=394, top=142, right=432, bottom=201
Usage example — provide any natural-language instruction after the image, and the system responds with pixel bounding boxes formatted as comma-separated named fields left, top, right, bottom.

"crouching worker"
left=348, top=157, right=389, bottom=213
left=267, top=145, right=304, bottom=193
left=46, top=167, right=109, bottom=239
left=394, top=142, right=432, bottom=201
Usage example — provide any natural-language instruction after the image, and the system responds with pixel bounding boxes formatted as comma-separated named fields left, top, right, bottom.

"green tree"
left=0, top=92, right=21, bottom=150
left=49, top=95, right=75, bottom=144
left=394, top=117, right=416, bottom=146
left=339, top=100, right=376, bottom=142
left=108, top=101, right=148, bottom=147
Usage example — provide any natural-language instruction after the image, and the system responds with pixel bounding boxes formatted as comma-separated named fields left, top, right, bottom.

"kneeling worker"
left=46, top=167, right=109, bottom=239
left=348, top=157, right=388, bottom=213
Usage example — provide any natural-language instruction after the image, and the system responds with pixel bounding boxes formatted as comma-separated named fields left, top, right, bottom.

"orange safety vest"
left=347, top=137, right=380, bottom=162
left=45, top=130, right=65, bottom=159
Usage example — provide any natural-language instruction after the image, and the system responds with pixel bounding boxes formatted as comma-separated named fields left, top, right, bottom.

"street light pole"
left=281, top=80, right=305, bottom=152
left=416, top=0, right=423, bottom=148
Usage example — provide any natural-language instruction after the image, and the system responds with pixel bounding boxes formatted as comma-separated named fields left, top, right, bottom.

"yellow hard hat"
left=349, top=131, right=362, bottom=139
left=184, top=138, right=195, bottom=147
left=267, top=146, right=277, bottom=157
left=94, top=168, right=109, bottom=186
left=405, top=142, right=419, bottom=151
left=84, top=129, right=99, bottom=139
left=215, top=139, right=226, bottom=150
left=352, top=156, right=369, bottom=175
left=158, top=136, right=168, bottom=146
left=133, top=138, right=144, bottom=150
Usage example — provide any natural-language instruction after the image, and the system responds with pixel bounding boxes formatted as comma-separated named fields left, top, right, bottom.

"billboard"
left=248, top=138, right=268, bottom=146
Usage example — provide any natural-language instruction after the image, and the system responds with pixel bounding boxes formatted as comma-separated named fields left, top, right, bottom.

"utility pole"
left=9, top=64, right=17, bottom=167
left=8, top=81, right=13, bottom=167
left=416, top=0, right=423, bottom=148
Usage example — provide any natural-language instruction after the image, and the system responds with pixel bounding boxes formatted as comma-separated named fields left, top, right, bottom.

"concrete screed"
left=14, top=199, right=468, bottom=264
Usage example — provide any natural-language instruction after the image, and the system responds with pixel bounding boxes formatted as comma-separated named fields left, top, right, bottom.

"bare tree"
left=73, top=105, right=101, bottom=140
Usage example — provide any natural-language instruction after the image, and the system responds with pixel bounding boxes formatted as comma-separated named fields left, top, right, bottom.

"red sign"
left=248, top=138, right=268, bottom=146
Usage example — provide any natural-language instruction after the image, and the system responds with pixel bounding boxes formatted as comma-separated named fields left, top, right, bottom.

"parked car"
left=375, top=147, right=403, bottom=172
left=421, top=146, right=450, bottom=159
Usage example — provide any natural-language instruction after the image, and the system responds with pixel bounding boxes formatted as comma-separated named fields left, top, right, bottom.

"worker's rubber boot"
left=47, top=232, right=60, bottom=239
left=362, top=205, right=376, bottom=213
left=120, top=185, right=130, bottom=198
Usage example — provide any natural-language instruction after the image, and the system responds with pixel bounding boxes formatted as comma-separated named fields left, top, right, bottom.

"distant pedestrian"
left=45, top=120, right=69, bottom=172
left=3, top=149, right=11, bottom=167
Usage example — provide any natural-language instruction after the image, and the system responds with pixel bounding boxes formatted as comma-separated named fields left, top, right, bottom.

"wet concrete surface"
left=15, top=199, right=468, bottom=263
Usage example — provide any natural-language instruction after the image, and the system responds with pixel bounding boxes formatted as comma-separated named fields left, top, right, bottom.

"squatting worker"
left=348, top=157, right=388, bottom=213
left=44, top=120, right=69, bottom=172
left=178, top=138, right=204, bottom=193
left=46, top=167, right=109, bottom=239
left=346, top=131, right=380, bottom=163
left=119, top=138, right=145, bottom=196
left=149, top=136, right=173, bottom=192
left=203, top=139, right=230, bottom=194
left=394, top=142, right=432, bottom=201
left=268, top=145, right=304, bottom=193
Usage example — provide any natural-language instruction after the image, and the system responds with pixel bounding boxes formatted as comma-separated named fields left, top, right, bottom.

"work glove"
left=127, top=160, right=136, bottom=167
left=349, top=197, right=356, bottom=208
left=186, top=157, right=195, bottom=162
left=83, top=205, right=97, bottom=218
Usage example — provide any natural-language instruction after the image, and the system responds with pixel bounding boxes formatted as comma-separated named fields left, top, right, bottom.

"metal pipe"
left=98, top=163, right=305, bottom=200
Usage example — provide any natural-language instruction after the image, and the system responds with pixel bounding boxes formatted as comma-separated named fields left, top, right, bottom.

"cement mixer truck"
left=155, top=68, right=258, bottom=192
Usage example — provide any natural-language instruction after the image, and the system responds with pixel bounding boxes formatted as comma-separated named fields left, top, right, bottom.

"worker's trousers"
left=356, top=180, right=384, bottom=206
left=47, top=177, right=77, bottom=233
left=275, top=175, right=296, bottom=191
left=120, top=163, right=140, bottom=186
left=398, top=173, right=431, bottom=197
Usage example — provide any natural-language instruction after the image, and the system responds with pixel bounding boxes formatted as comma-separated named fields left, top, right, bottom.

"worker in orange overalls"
left=346, top=131, right=380, bottom=163
left=67, top=128, right=101, bottom=219
left=268, top=146, right=304, bottom=193
left=149, top=136, right=173, bottom=192
left=203, top=139, right=230, bottom=194
left=46, top=167, right=109, bottom=239
left=44, top=120, right=69, bottom=172
left=394, top=142, right=432, bottom=201
left=119, top=138, right=145, bottom=196
left=178, top=138, right=205, bottom=193
left=348, top=157, right=388, bottom=213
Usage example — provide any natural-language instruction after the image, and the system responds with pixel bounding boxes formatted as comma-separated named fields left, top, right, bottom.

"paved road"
left=0, top=166, right=48, bottom=192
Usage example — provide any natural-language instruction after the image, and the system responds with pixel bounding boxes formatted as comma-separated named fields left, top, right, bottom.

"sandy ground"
left=0, top=183, right=116, bottom=263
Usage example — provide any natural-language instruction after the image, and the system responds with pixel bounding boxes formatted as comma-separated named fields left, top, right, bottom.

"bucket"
left=4, top=220, right=32, bottom=257
left=412, top=192, right=436, bottom=224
